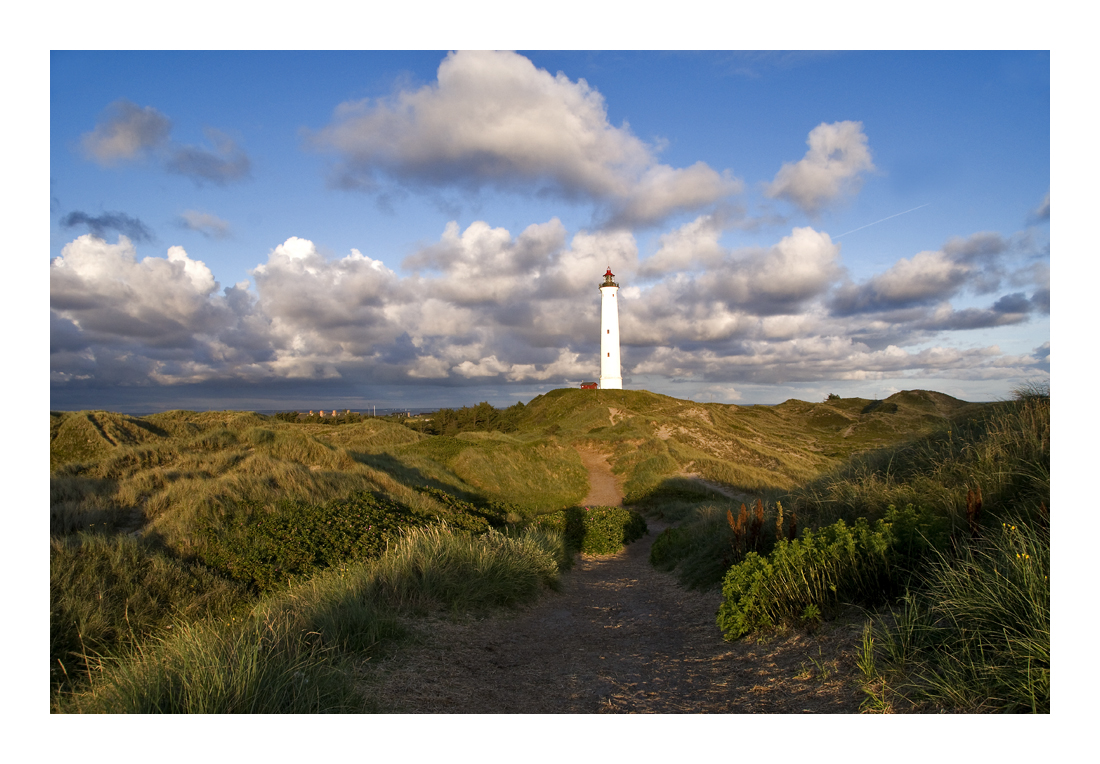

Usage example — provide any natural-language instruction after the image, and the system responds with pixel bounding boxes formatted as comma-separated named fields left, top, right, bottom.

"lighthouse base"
left=599, top=377, right=622, bottom=390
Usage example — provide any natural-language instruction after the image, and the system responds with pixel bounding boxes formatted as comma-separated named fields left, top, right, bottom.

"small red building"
left=580, top=382, right=597, bottom=390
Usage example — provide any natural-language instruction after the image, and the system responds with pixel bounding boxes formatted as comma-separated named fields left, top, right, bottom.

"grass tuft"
left=859, top=516, right=1049, bottom=712
left=365, top=524, right=565, bottom=613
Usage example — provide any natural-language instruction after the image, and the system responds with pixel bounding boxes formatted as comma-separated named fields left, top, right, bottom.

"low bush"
left=533, top=505, right=647, bottom=555
left=717, top=504, right=946, bottom=640
left=196, top=491, right=452, bottom=592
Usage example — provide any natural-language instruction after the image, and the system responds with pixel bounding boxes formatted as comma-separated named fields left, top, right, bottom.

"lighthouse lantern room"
left=599, top=267, right=623, bottom=389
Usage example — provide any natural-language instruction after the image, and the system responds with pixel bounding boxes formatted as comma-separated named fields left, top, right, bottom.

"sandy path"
left=575, top=449, right=624, bottom=506
left=362, top=450, right=867, bottom=713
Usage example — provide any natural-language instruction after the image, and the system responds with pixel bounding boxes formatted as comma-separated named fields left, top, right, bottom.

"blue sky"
left=49, top=50, right=1049, bottom=412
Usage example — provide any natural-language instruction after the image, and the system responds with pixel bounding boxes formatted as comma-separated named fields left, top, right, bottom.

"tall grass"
left=649, top=504, right=738, bottom=589
left=57, top=615, right=363, bottom=714
left=365, top=525, right=566, bottom=612
left=789, top=394, right=1049, bottom=532
left=860, top=515, right=1049, bottom=712
left=55, top=523, right=569, bottom=712
left=50, top=533, right=249, bottom=694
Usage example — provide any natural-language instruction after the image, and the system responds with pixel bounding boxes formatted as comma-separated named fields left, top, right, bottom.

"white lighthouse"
left=599, top=267, right=622, bottom=389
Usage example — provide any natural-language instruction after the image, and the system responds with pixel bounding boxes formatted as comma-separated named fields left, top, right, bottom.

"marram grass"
left=57, top=616, right=363, bottom=714
left=365, top=524, right=565, bottom=612
left=859, top=516, right=1049, bottom=712
left=54, top=523, right=569, bottom=712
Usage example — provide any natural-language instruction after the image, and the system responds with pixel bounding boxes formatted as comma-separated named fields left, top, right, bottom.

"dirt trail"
left=364, top=450, right=866, bottom=713
left=575, top=448, right=624, bottom=506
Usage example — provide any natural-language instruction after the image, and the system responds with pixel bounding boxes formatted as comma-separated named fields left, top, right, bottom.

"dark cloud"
left=1030, top=288, right=1050, bottom=315
left=1030, top=192, right=1050, bottom=223
left=992, top=292, right=1032, bottom=313
left=167, top=129, right=251, bottom=186
left=177, top=210, right=232, bottom=239
left=1031, top=342, right=1050, bottom=372
left=81, top=99, right=171, bottom=166
left=50, top=311, right=87, bottom=354
left=79, top=101, right=249, bottom=187
left=943, top=232, right=1007, bottom=263
left=830, top=232, right=1016, bottom=317
left=918, top=307, right=1028, bottom=332
left=60, top=211, right=154, bottom=242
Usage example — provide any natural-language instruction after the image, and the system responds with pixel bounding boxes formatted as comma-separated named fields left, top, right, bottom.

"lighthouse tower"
left=599, top=267, right=622, bottom=389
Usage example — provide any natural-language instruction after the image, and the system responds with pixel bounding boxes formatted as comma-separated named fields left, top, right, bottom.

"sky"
left=49, top=50, right=1050, bottom=412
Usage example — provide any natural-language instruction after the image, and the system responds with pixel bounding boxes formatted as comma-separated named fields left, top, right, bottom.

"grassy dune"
left=516, top=387, right=981, bottom=502
left=50, top=386, right=1044, bottom=713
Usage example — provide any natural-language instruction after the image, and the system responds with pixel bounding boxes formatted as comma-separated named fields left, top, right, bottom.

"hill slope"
left=49, top=389, right=984, bottom=548
left=514, top=388, right=983, bottom=500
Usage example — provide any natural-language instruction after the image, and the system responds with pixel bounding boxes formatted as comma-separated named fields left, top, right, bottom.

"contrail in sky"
left=834, top=203, right=931, bottom=240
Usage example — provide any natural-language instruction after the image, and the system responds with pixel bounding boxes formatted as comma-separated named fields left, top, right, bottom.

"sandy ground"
left=360, top=450, right=868, bottom=713
left=575, top=449, right=625, bottom=507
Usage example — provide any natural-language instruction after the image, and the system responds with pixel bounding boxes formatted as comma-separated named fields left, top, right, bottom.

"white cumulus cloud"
left=766, top=121, right=875, bottom=214
left=312, top=50, right=738, bottom=226
left=49, top=213, right=1048, bottom=399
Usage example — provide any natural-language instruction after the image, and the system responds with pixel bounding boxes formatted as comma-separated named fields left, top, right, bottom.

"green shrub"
left=415, top=486, right=508, bottom=530
left=649, top=526, right=690, bottom=571
left=534, top=505, right=647, bottom=555
left=717, top=504, right=945, bottom=640
left=195, top=491, right=442, bottom=592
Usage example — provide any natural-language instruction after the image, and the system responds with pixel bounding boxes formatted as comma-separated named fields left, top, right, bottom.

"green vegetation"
left=50, top=385, right=1046, bottom=713
left=50, top=533, right=249, bottom=696
left=363, top=525, right=567, bottom=613
left=534, top=505, right=648, bottom=555
left=859, top=516, right=1049, bottom=712
left=650, top=504, right=749, bottom=590
left=49, top=406, right=622, bottom=712
left=54, top=524, right=566, bottom=713
left=195, top=490, right=503, bottom=592
left=512, top=387, right=981, bottom=501
left=58, top=615, right=365, bottom=714
left=716, top=504, right=945, bottom=640
left=403, top=400, right=529, bottom=435
left=709, top=388, right=1048, bottom=712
